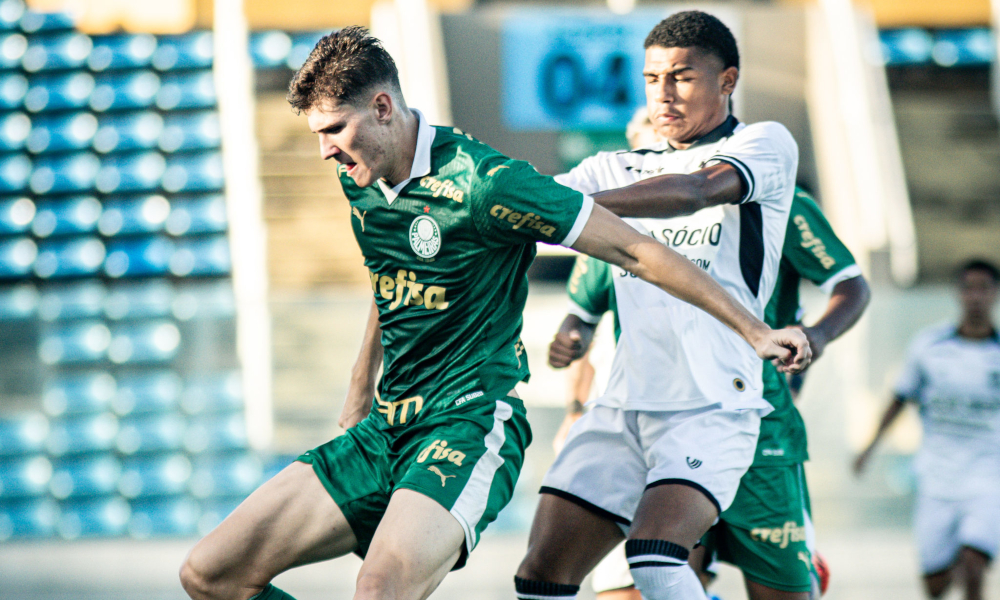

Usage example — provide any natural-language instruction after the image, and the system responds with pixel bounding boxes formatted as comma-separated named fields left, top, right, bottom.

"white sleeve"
left=893, top=338, right=928, bottom=400
left=705, top=122, right=798, bottom=205
left=553, top=154, right=608, bottom=197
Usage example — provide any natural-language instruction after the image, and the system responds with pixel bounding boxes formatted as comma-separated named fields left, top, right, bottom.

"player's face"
left=959, top=269, right=999, bottom=320
left=643, top=46, right=738, bottom=147
left=307, top=95, right=391, bottom=188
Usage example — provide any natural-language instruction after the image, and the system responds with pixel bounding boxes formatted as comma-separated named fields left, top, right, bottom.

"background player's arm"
left=592, top=163, right=743, bottom=218
left=549, top=314, right=597, bottom=369
left=572, top=204, right=810, bottom=372
left=340, top=298, right=383, bottom=430
left=797, top=276, right=870, bottom=361
left=853, top=395, right=907, bottom=475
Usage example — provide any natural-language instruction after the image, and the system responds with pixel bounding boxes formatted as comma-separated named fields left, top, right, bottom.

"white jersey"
left=894, top=323, right=1000, bottom=499
left=557, top=118, right=798, bottom=411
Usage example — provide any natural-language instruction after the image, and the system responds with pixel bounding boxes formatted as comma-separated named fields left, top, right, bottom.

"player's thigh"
left=956, top=492, right=1000, bottom=564
left=914, top=494, right=963, bottom=576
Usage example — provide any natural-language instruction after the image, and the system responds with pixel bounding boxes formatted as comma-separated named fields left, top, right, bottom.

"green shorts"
left=297, top=391, right=530, bottom=567
left=702, top=463, right=814, bottom=593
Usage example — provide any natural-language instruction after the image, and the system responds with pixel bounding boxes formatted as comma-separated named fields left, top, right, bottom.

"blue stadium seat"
left=19, top=10, right=74, bottom=34
left=89, top=70, right=159, bottom=112
left=184, top=412, right=247, bottom=453
left=0, top=111, right=29, bottom=150
left=0, top=282, right=37, bottom=318
left=48, top=453, right=121, bottom=499
left=155, top=71, right=215, bottom=111
left=159, top=111, right=220, bottom=153
left=181, top=372, right=242, bottom=416
left=880, top=29, right=934, bottom=66
left=0, top=31, right=24, bottom=68
left=37, top=280, right=105, bottom=321
left=152, top=31, right=212, bottom=71
left=56, top=496, right=129, bottom=539
left=189, top=452, right=262, bottom=499
left=933, top=29, right=994, bottom=67
left=0, top=71, right=26, bottom=108
left=0, top=455, right=51, bottom=498
left=0, top=236, right=35, bottom=277
left=37, top=319, right=110, bottom=365
left=169, top=235, right=229, bottom=276
left=95, top=151, right=165, bottom=193
left=87, top=33, right=156, bottom=72
left=0, top=153, right=30, bottom=192
left=162, top=152, right=223, bottom=193
left=250, top=31, right=291, bottom=69
left=27, top=112, right=97, bottom=154
left=165, top=194, right=226, bottom=236
left=104, top=278, right=174, bottom=320
left=118, top=453, right=191, bottom=498
left=171, top=279, right=235, bottom=320
left=0, top=498, right=58, bottom=540
left=116, top=412, right=185, bottom=454
left=29, top=153, right=99, bottom=194
left=110, top=369, right=182, bottom=415
left=0, top=413, right=48, bottom=456
left=21, top=32, right=91, bottom=72
left=128, top=496, right=199, bottom=538
left=42, top=371, right=116, bottom=416
left=34, top=236, right=106, bottom=275
left=45, top=412, right=117, bottom=456
left=108, top=319, right=181, bottom=364
left=286, top=32, right=325, bottom=70
left=103, top=236, right=172, bottom=278
left=197, top=496, right=242, bottom=535
left=98, top=194, right=170, bottom=236
left=31, top=196, right=101, bottom=237
left=24, top=72, right=93, bottom=112
left=92, top=111, right=162, bottom=154
left=0, top=0, right=24, bottom=31
left=0, top=195, right=33, bottom=233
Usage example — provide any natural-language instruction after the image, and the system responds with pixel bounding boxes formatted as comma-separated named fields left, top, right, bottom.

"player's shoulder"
left=431, top=126, right=502, bottom=169
left=908, top=323, right=959, bottom=353
left=726, top=121, right=798, bottom=154
left=790, top=188, right=823, bottom=215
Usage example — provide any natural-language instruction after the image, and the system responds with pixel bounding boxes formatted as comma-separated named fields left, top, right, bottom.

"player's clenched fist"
left=549, top=330, right=585, bottom=369
left=754, top=327, right=812, bottom=374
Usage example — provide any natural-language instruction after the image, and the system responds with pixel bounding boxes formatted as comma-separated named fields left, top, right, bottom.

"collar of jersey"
left=658, top=115, right=740, bottom=153
left=948, top=325, right=1000, bottom=345
left=377, top=108, right=437, bottom=205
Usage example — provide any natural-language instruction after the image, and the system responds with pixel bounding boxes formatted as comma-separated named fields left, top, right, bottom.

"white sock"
left=626, top=539, right=708, bottom=600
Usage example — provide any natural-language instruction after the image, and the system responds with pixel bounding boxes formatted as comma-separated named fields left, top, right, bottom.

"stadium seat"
left=110, top=369, right=182, bottom=415
left=0, top=497, right=58, bottom=540
left=104, top=278, right=174, bottom=320
left=95, top=151, right=165, bottom=193
left=41, top=371, right=116, bottom=416
left=19, top=10, right=74, bottom=34
left=103, top=236, right=172, bottom=278
left=48, top=453, right=121, bottom=499
left=0, top=455, right=51, bottom=498
left=34, top=237, right=105, bottom=278
left=107, top=319, right=181, bottom=364
left=0, top=31, right=24, bottom=68
left=155, top=70, right=215, bottom=111
left=37, top=280, right=105, bottom=321
left=0, top=236, right=35, bottom=277
left=128, top=496, right=199, bottom=538
left=0, top=71, right=26, bottom=108
left=0, top=195, right=34, bottom=233
left=0, top=110, right=29, bottom=150
left=184, top=412, right=247, bottom=453
left=197, top=495, right=241, bottom=535
left=87, top=33, right=156, bottom=72
left=159, top=111, right=220, bottom=153
left=189, top=452, right=262, bottom=499
left=24, top=72, right=93, bottom=112
left=162, top=152, right=223, bottom=193
left=169, top=235, right=230, bottom=276
left=98, top=194, right=170, bottom=236
left=250, top=31, right=291, bottom=68
left=0, top=153, right=30, bottom=191
left=0, top=413, right=48, bottom=456
left=171, top=279, right=235, bottom=320
left=31, top=196, right=101, bottom=237
left=37, top=319, right=110, bottom=365
left=152, top=31, right=212, bottom=71
left=165, top=194, right=226, bottom=236
left=56, top=496, right=130, bottom=539
left=932, top=29, right=994, bottom=67
left=21, top=31, right=91, bottom=72
left=92, top=111, right=162, bottom=154
left=118, top=453, right=191, bottom=498
left=45, top=412, right=117, bottom=456
left=0, top=282, right=37, bottom=318
left=27, top=111, right=97, bottom=154
left=89, top=70, right=159, bottom=112
left=286, top=32, right=325, bottom=70
left=0, top=0, right=24, bottom=31
left=29, top=153, right=99, bottom=194
left=116, top=412, right=186, bottom=454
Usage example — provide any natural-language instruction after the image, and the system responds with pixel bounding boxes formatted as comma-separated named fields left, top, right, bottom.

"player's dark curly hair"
left=960, top=258, right=1000, bottom=283
left=644, top=11, right=739, bottom=71
left=287, top=26, right=402, bottom=112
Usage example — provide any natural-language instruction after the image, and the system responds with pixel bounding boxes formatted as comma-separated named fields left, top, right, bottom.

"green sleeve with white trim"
left=783, top=189, right=858, bottom=287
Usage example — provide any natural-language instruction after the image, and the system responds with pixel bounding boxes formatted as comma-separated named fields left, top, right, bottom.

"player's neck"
left=667, top=109, right=731, bottom=150
left=957, top=317, right=996, bottom=340
left=384, top=109, right=419, bottom=187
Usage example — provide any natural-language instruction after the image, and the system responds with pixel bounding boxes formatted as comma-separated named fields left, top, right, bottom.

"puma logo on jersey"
left=798, top=551, right=812, bottom=570
left=750, top=521, right=807, bottom=549
left=793, top=215, right=836, bottom=269
left=419, top=176, right=465, bottom=202
left=487, top=165, right=509, bottom=177
left=369, top=269, right=449, bottom=310
left=489, top=206, right=556, bottom=237
left=428, top=466, right=456, bottom=487
left=352, top=206, right=367, bottom=232
left=686, top=457, right=702, bottom=469
left=417, top=439, right=466, bottom=466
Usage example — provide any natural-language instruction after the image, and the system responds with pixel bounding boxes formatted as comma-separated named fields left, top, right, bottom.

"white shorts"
left=541, top=403, right=762, bottom=529
left=915, top=492, right=1000, bottom=575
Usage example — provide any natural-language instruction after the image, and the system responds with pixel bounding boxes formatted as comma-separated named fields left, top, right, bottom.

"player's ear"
left=372, top=91, right=393, bottom=123
left=720, top=66, right=738, bottom=96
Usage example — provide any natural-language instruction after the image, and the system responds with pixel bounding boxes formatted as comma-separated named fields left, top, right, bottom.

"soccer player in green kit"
left=178, top=27, right=811, bottom=600
left=551, top=186, right=869, bottom=600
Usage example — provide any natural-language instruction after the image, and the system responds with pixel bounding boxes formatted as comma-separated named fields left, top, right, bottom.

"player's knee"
left=179, top=547, right=229, bottom=600
left=354, top=569, right=401, bottom=600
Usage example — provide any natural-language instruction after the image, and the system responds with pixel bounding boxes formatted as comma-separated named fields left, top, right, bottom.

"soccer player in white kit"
left=855, top=259, right=1000, bottom=600
left=515, top=11, right=799, bottom=600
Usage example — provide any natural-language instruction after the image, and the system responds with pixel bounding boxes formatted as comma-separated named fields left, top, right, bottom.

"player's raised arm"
left=593, top=162, right=743, bottom=218
left=572, top=204, right=811, bottom=373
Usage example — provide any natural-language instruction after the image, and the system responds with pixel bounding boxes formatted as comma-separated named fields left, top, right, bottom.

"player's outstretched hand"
left=755, top=327, right=812, bottom=374
left=549, top=330, right=585, bottom=369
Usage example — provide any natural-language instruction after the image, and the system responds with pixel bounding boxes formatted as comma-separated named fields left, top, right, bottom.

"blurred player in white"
left=855, top=259, right=1000, bottom=600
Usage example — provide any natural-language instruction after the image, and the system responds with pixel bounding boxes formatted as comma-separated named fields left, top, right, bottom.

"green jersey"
left=567, top=188, right=858, bottom=466
left=341, top=114, right=589, bottom=426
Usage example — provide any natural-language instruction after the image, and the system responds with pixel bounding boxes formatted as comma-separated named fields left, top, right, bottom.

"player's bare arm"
left=549, top=314, right=597, bottom=369
left=796, top=275, right=871, bottom=361
left=572, top=204, right=811, bottom=373
left=340, top=298, right=383, bottom=430
left=593, top=162, right=744, bottom=218
left=853, top=395, right=906, bottom=475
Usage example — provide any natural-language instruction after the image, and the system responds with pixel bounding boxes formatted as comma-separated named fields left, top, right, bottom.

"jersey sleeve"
left=553, top=154, right=608, bottom=197
left=566, top=254, right=613, bottom=324
left=470, top=157, right=594, bottom=247
left=893, top=336, right=930, bottom=401
left=783, top=190, right=863, bottom=294
left=705, top=121, right=798, bottom=206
